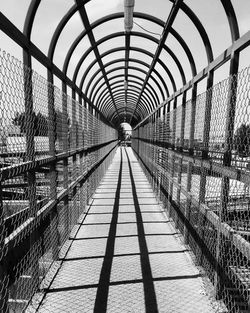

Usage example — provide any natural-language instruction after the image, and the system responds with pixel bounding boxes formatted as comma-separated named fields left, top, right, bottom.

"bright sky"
left=0, top=0, right=250, bottom=119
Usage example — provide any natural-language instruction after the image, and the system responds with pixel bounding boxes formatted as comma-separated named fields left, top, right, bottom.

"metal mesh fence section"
left=0, top=50, right=118, bottom=312
left=132, top=67, right=250, bottom=313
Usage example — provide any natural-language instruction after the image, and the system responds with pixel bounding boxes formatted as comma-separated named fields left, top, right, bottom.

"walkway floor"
left=34, top=147, right=218, bottom=313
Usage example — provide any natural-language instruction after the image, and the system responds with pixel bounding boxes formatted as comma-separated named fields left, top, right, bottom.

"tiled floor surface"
left=33, top=147, right=218, bottom=313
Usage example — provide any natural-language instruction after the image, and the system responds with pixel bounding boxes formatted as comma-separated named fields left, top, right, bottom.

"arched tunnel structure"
left=0, top=1, right=250, bottom=312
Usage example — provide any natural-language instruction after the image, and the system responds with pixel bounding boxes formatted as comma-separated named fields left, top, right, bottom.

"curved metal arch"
left=96, top=83, right=154, bottom=110
left=100, top=94, right=151, bottom=119
left=22, top=1, right=241, bottom=127
left=92, top=75, right=160, bottom=108
left=82, top=46, right=164, bottom=96
left=74, top=31, right=179, bottom=94
left=113, top=106, right=138, bottom=116
left=106, top=94, right=150, bottom=117
left=99, top=90, right=151, bottom=114
left=81, top=41, right=186, bottom=96
left=93, top=81, right=158, bottom=113
left=23, top=0, right=41, bottom=38
left=97, top=87, right=154, bottom=116
left=130, top=0, right=214, bottom=124
left=220, top=0, right=239, bottom=42
left=47, top=2, right=89, bottom=61
left=26, top=3, right=213, bottom=79
left=94, top=66, right=160, bottom=114
left=110, top=106, right=141, bottom=122
left=91, top=73, right=161, bottom=103
left=24, top=5, right=196, bottom=85
left=168, top=0, right=213, bottom=63
left=86, top=65, right=170, bottom=107
left=102, top=98, right=144, bottom=122
left=87, top=53, right=168, bottom=101
left=63, top=12, right=197, bottom=81
left=90, top=58, right=165, bottom=105
left=96, top=83, right=157, bottom=113
left=86, top=61, right=171, bottom=103
left=108, top=99, right=148, bottom=122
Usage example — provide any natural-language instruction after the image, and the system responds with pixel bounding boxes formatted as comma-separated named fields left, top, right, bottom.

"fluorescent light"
left=124, top=0, right=135, bottom=32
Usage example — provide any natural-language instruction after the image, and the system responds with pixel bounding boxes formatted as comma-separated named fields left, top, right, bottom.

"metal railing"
left=0, top=50, right=118, bottom=312
left=132, top=66, right=250, bottom=313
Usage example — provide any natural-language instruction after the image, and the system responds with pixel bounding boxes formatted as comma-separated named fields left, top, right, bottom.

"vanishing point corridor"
left=1, top=1, right=250, bottom=312
left=34, top=147, right=216, bottom=313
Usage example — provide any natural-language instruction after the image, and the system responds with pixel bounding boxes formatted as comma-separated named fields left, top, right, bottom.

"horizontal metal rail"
left=0, top=139, right=118, bottom=181
left=134, top=137, right=250, bottom=186
left=3, top=141, right=118, bottom=288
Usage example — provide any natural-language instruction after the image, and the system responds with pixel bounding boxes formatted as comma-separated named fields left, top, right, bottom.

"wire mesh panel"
left=132, top=66, right=250, bottom=313
left=0, top=50, right=118, bottom=312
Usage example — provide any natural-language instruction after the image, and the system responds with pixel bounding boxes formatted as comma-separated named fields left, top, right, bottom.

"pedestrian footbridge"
left=0, top=1, right=250, bottom=312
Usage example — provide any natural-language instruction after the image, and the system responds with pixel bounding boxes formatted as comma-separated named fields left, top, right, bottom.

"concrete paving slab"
left=92, top=193, right=116, bottom=199
left=114, top=237, right=140, bottom=255
left=117, top=212, right=137, bottom=223
left=36, top=288, right=98, bottom=313
left=110, top=255, right=142, bottom=283
left=116, top=223, right=138, bottom=236
left=65, top=238, right=107, bottom=259
left=84, top=213, right=113, bottom=224
left=75, top=224, right=110, bottom=238
left=50, top=258, right=103, bottom=289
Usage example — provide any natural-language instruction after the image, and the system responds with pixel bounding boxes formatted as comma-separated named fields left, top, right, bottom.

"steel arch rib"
left=63, top=12, right=197, bottom=80
left=91, top=76, right=160, bottom=107
left=100, top=93, right=151, bottom=118
left=88, top=66, right=166, bottom=104
left=81, top=42, right=185, bottom=98
left=97, top=88, right=154, bottom=116
left=90, top=58, right=164, bottom=104
left=97, top=85, right=156, bottom=112
left=106, top=98, right=148, bottom=122
left=86, top=65, right=170, bottom=108
left=85, top=48, right=169, bottom=100
left=93, top=80, right=159, bottom=111
left=91, top=65, right=166, bottom=113
left=74, top=31, right=180, bottom=93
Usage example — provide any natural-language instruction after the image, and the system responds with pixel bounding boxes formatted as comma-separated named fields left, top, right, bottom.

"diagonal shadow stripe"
left=93, top=148, right=123, bottom=313
left=124, top=148, right=159, bottom=313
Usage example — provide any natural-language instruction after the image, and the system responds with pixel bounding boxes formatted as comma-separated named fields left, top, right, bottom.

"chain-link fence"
left=132, top=66, right=250, bottom=313
left=0, top=50, right=118, bottom=312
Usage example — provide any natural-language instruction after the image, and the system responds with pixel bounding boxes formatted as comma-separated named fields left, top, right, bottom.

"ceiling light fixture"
left=124, top=0, right=135, bottom=32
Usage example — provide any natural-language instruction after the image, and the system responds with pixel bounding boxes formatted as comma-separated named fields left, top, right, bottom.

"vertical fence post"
left=78, top=95, right=85, bottom=216
left=165, top=103, right=171, bottom=212
left=0, top=182, right=9, bottom=313
left=47, top=74, right=57, bottom=200
left=71, top=91, right=78, bottom=225
left=23, top=50, right=40, bottom=293
left=170, top=99, right=177, bottom=223
left=197, top=71, right=214, bottom=264
left=184, top=83, right=197, bottom=244
left=62, top=84, right=69, bottom=235
left=47, top=70, right=59, bottom=260
left=215, top=51, right=239, bottom=299
left=199, top=71, right=214, bottom=204
left=177, top=92, right=187, bottom=205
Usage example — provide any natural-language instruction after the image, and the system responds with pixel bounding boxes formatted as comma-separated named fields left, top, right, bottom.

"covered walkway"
left=0, top=1, right=250, bottom=313
left=32, top=147, right=217, bottom=313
